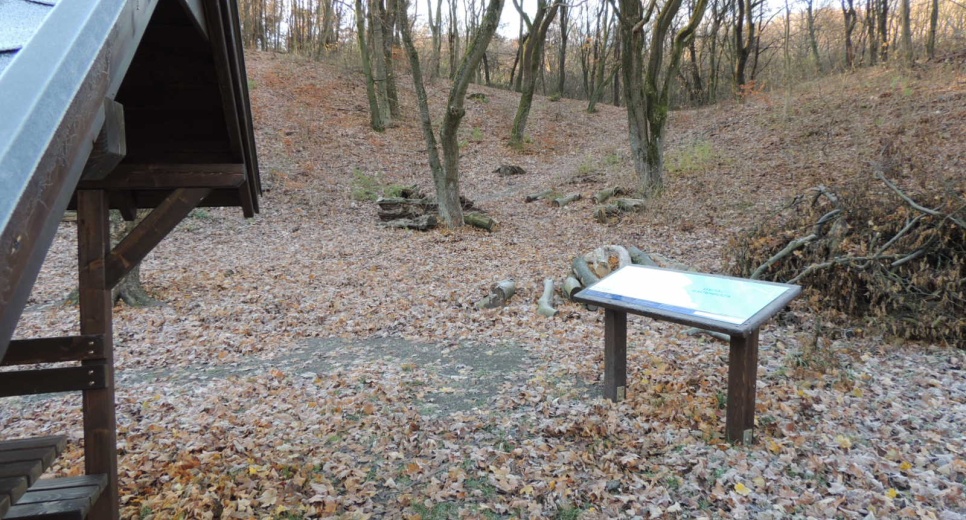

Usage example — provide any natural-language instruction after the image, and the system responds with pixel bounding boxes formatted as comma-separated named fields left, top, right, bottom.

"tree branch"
left=876, top=171, right=966, bottom=229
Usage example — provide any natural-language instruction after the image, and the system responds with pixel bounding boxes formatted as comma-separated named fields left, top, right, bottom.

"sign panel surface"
left=580, top=265, right=791, bottom=325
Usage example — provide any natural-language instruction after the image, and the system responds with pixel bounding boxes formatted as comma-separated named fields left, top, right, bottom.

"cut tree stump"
left=584, top=245, right=632, bottom=278
left=537, top=279, right=558, bottom=317
left=493, top=165, right=526, bottom=176
left=464, top=212, right=498, bottom=231
left=553, top=193, right=582, bottom=207
left=525, top=189, right=555, bottom=202
left=476, top=279, right=516, bottom=309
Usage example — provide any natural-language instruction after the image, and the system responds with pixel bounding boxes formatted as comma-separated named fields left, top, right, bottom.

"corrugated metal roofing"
left=0, top=0, right=56, bottom=76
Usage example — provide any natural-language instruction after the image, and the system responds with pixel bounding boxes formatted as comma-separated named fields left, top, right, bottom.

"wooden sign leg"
left=726, top=328, right=760, bottom=445
left=604, top=309, right=627, bottom=402
left=77, top=191, right=119, bottom=520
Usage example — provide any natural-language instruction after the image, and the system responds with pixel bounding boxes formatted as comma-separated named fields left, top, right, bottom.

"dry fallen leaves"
left=3, top=53, right=966, bottom=520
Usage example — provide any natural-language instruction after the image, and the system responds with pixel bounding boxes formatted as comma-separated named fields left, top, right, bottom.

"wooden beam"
left=76, top=190, right=118, bottom=520
left=177, top=0, right=209, bottom=40
left=0, top=365, right=107, bottom=398
left=222, top=0, right=263, bottom=204
left=202, top=0, right=244, bottom=163
left=1, top=335, right=106, bottom=366
left=110, top=191, right=137, bottom=222
left=104, top=188, right=212, bottom=289
left=78, top=164, right=245, bottom=190
left=0, top=437, right=67, bottom=454
left=80, top=100, right=126, bottom=181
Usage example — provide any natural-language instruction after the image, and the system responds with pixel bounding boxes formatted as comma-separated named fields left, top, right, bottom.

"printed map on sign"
left=580, top=265, right=791, bottom=325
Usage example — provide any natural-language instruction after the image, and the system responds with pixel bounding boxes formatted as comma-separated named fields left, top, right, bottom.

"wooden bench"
left=5, top=476, right=108, bottom=520
left=0, top=437, right=106, bottom=520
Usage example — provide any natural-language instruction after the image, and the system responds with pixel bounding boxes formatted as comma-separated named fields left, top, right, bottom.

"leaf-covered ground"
left=4, top=53, right=966, bottom=519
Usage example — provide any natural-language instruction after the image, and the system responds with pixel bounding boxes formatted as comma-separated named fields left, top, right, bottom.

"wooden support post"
left=603, top=309, right=627, bottom=402
left=76, top=190, right=118, bottom=520
left=726, top=329, right=760, bottom=445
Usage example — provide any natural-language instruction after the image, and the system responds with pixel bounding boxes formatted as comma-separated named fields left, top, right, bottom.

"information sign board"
left=579, top=265, right=793, bottom=326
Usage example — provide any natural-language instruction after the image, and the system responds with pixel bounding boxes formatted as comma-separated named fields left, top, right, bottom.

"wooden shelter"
left=0, top=0, right=259, bottom=518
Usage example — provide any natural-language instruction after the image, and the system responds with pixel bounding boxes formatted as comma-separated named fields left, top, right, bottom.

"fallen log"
left=525, top=189, right=556, bottom=202
left=554, top=193, right=582, bottom=207
left=464, top=212, right=498, bottom=231
left=627, top=246, right=658, bottom=267
left=379, top=215, right=438, bottom=231
left=476, top=279, right=516, bottom=309
left=614, top=198, right=645, bottom=212
left=593, top=186, right=625, bottom=204
left=537, top=279, right=559, bottom=317
left=563, top=276, right=583, bottom=300
left=376, top=197, right=435, bottom=220
left=571, top=257, right=600, bottom=287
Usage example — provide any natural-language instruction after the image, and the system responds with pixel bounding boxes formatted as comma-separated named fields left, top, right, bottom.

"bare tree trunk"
left=482, top=52, right=491, bottom=85
left=866, top=0, right=878, bottom=64
left=356, top=0, right=386, bottom=131
left=428, top=0, right=444, bottom=77
left=926, top=0, right=938, bottom=59
left=734, top=0, right=755, bottom=92
left=620, top=0, right=709, bottom=194
left=587, top=64, right=619, bottom=113
left=805, top=0, right=822, bottom=73
left=612, top=23, right=620, bottom=106
left=510, top=0, right=559, bottom=147
left=509, top=33, right=528, bottom=90
left=448, top=0, right=460, bottom=79
left=382, top=0, right=400, bottom=117
left=707, top=0, right=723, bottom=103
left=686, top=36, right=704, bottom=103
left=368, top=0, right=393, bottom=125
left=899, top=0, right=913, bottom=64
left=842, top=0, right=857, bottom=68
left=877, top=0, right=889, bottom=62
left=556, top=4, right=568, bottom=96
left=400, top=0, right=505, bottom=227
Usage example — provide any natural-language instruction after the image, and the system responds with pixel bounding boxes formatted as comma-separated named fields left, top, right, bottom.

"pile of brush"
left=727, top=169, right=965, bottom=346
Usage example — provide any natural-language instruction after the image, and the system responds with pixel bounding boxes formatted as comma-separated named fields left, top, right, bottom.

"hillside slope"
left=4, top=53, right=964, bottom=519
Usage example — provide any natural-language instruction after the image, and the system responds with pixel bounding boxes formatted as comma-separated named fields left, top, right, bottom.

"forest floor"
left=4, top=52, right=966, bottom=519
